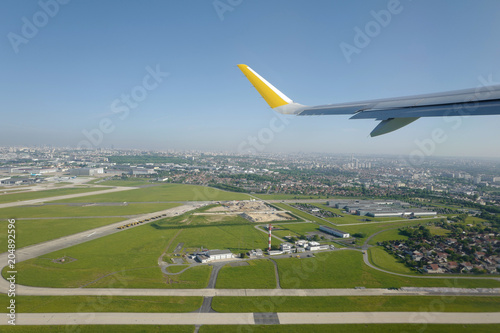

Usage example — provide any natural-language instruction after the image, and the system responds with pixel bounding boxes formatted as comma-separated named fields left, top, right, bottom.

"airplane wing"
left=237, top=64, right=500, bottom=136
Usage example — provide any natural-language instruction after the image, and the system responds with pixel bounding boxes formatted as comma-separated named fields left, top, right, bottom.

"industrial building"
left=366, top=210, right=437, bottom=218
left=196, top=249, right=234, bottom=262
left=207, top=249, right=234, bottom=260
left=327, top=200, right=436, bottom=218
left=319, top=225, right=350, bottom=238
left=308, top=244, right=330, bottom=251
left=69, top=167, right=104, bottom=176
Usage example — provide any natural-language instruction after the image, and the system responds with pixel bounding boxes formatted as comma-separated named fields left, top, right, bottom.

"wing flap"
left=350, top=99, right=500, bottom=120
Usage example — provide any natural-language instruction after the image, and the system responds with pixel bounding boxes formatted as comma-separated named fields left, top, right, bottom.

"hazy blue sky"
left=2, top=0, right=500, bottom=158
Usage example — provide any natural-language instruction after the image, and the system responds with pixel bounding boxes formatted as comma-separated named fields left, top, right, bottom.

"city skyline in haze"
left=2, top=0, right=500, bottom=158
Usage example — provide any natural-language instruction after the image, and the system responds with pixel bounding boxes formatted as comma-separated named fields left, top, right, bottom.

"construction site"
left=202, top=200, right=295, bottom=223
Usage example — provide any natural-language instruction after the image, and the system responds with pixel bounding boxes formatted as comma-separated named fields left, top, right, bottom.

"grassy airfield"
left=1, top=182, right=499, bottom=318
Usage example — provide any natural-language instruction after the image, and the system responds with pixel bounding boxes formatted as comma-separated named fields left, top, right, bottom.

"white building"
left=196, top=249, right=235, bottom=262
left=309, top=245, right=330, bottom=251
left=207, top=249, right=234, bottom=260
left=295, top=240, right=308, bottom=247
left=280, top=243, right=292, bottom=253
left=248, top=249, right=264, bottom=257
left=319, top=225, right=350, bottom=238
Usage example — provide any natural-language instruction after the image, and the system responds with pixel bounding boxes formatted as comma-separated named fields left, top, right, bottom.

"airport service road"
left=0, top=186, right=137, bottom=209
left=8, top=312, right=500, bottom=325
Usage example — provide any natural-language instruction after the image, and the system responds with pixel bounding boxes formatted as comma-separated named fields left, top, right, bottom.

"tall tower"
left=268, top=223, right=272, bottom=251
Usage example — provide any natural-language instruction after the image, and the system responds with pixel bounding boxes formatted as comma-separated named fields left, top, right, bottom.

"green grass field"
left=211, top=296, right=500, bottom=313
left=96, top=178, right=153, bottom=186
left=0, top=202, right=181, bottom=218
left=0, top=217, right=125, bottom=249
left=53, top=183, right=250, bottom=203
left=429, top=225, right=452, bottom=236
left=368, top=246, right=414, bottom=274
left=199, top=324, right=500, bottom=333
left=271, top=222, right=321, bottom=239
left=166, top=265, right=189, bottom=273
left=341, top=220, right=435, bottom=242
left=0, top=187, right=107, bottom=204
left=167, top=224, right=277, bottom=254
left=0, top=294, right=202, bottom=312
left=367, top=228, right=408, bottom=245
left=4, top=224, right=182, bottom=288
left=276, top=250, right=500, bottom=288
left=273, top=203, right=329, bottom=225
left=89, top=265, right=212, bottom=289
left=216, top=259, right=276, bottom=289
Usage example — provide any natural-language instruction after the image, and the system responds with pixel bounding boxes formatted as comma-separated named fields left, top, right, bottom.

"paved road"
left=7, top=312, right=500, bottom=325
left=269, top=258, right=281, bottom=289
left=0, top=186, right=137, bottom=209
left=206, top=263, right=224, bottom=289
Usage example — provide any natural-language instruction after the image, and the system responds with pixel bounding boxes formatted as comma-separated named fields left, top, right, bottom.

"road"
left=7, top=312, right=500, bottom=325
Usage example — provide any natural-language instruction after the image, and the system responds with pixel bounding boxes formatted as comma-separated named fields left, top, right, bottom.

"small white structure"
left=280, top=243, right=292, bottom=253
left=268, top=250, right=283, bottom=256
left=248, top=249, right=264, bottom=257
left=295, top=240, right=308, bottom=247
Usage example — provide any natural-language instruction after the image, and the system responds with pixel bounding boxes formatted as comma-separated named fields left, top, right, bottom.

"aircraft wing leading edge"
left=237, top=64, right=500, bottom=136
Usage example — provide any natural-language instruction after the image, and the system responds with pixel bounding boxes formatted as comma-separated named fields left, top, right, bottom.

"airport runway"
left=8, top=312, right=500, bottom=325
left=0, top=186, right=137, bottom=209
left=10, top=286, right=500, bottom=297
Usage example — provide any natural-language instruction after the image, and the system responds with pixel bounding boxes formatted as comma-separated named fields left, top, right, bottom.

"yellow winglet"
left=237, top=64, right=292, bottom=108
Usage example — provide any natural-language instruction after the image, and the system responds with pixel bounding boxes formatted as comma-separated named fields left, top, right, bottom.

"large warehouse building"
left=319, top=225, right=350, bottom=238
left=327, top=200, right=436, bottom=218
